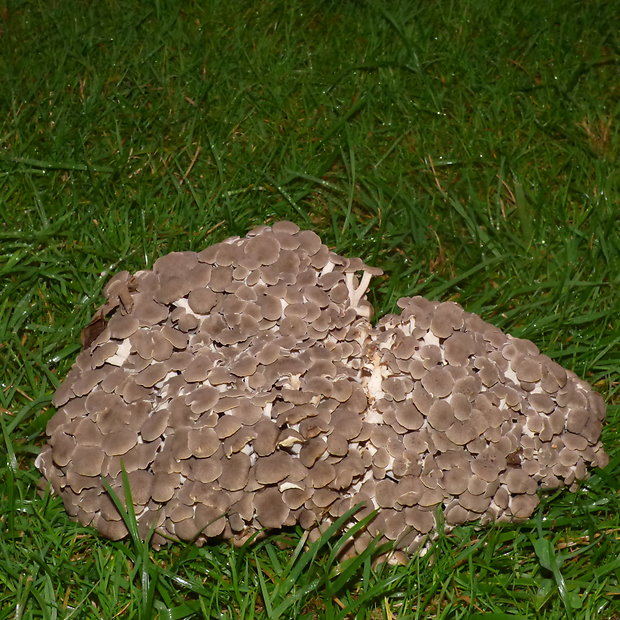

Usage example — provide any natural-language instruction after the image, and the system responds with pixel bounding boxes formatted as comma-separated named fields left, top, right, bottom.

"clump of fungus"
left=37, top=222, right=608, bottom=560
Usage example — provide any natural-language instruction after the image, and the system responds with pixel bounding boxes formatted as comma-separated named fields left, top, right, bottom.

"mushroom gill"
left=36, top=222, right=609, bottom=559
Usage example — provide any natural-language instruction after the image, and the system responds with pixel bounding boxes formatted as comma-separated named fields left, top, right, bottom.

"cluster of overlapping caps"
left=37, top=221, right=608, bottom=559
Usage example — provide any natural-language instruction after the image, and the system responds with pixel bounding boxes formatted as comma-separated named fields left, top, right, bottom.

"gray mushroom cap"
left=37, top=222, right=608, bottom=562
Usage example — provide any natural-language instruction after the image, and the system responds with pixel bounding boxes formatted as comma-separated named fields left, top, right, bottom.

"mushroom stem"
left=346, top=270, right=373, bottom=313
left=320, top=261, right=336, bottom=276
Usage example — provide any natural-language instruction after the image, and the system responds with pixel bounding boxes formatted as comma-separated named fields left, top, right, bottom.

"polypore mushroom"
left=37, top=222, right=608, bottom=561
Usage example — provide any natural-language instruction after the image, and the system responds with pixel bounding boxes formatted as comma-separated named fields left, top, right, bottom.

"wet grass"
left=0, top=0, right=619, bottom=617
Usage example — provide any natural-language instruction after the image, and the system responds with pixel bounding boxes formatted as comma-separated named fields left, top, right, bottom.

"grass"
left=0, top=0, right=618, bottom=617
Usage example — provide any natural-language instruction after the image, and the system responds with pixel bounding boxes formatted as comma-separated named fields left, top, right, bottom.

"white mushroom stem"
left=345, top=270, right=373, bottom=313
left=365, top=353, right=386, bottom=402
left=320, top=261, right=336, bottom=276
left=106, top=339, right=131, bottom=366
left=279, top=481, right=303, bottom=491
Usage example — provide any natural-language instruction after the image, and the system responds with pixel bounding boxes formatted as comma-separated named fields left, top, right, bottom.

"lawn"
left=0, top=0, right=618, bottom=617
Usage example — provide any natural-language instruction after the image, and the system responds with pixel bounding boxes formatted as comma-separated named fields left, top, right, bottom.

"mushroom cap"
left=37, top=223, right=608, bottom=559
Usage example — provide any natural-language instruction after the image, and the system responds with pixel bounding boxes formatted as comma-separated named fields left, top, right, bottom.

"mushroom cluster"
left=36, top=222, right=608, bottom=558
